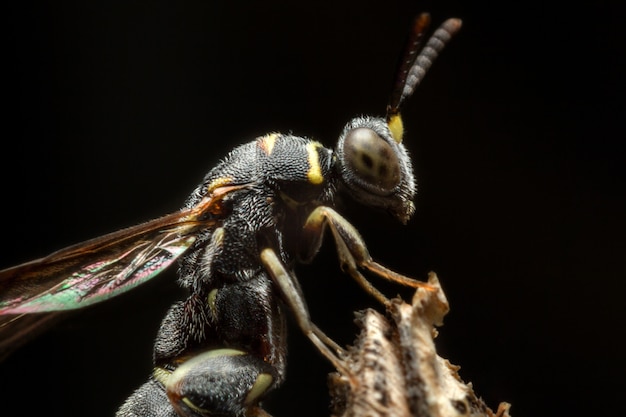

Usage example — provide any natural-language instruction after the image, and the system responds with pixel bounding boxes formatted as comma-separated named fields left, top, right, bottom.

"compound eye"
left=342, top=127, right=401, bottom=193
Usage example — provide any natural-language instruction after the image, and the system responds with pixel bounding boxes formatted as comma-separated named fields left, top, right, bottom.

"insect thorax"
left=177, top=133, right=337, bottom=287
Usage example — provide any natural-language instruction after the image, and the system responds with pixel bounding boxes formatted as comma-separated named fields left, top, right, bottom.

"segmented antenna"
left=386, top=14, right=462, bottom=142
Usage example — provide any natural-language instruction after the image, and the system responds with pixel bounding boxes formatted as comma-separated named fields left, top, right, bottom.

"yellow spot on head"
left=387, top=113, right=404, bottom=143
left=306, top=142, right=324, bottom=185
left=258, top=133, right=279, bottom=155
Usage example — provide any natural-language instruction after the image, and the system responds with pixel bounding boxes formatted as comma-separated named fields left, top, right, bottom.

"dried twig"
left=328, top=272, right=511, bottom=417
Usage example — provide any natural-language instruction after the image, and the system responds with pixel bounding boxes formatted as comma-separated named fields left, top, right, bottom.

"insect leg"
left=260, top=248, right=348, bottom=373
left=299, top=206, right=432, bottom=306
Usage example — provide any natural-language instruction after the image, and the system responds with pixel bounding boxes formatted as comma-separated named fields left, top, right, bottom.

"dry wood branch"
left=328, top=272, right=511, bottom=417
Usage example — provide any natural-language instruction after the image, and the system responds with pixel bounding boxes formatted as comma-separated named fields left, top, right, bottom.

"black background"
left=2, top=1, right=624, bottom=416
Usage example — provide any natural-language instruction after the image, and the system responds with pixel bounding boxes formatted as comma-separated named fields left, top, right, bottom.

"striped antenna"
left=386, top=14, right=462, bottom=142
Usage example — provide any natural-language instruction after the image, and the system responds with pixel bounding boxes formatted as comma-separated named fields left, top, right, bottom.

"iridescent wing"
left=0, top=184, right=244, bottom=359
left=0, top=185, right=242, bottom=314
left=0, top=221, right=195, bottom=315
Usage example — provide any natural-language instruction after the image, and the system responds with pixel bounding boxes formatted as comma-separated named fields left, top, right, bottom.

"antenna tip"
left=443, top=18, right=463, bottom=34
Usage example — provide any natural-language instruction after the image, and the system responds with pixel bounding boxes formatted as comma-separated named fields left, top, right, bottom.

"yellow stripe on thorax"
left=306, top=142, right=324, bottom=185
left=206, top=176, right=234, bottom=194
left=258, top=133, right=279, bottom=155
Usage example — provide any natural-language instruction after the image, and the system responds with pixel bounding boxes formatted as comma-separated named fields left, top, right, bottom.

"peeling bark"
left=328, top=273, right=511, bottom=417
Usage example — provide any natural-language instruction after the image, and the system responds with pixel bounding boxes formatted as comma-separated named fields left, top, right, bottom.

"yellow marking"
left=212, top=227, right=225, bottom=246
left=182, top=397, right=210, bottom=414
left=207, top=288, right=218, bottom=317
left=387, top=113, right=404, bottom=143
left=170, top=349, right=246, bottom=379
left=258, top=133, right=279, bottom=155
left=206, top=176, right=233, bottom=194
left=306, top=142, right=324, bottom=185
left=244, top=373, right=273, bottom=405
left=194, top=348, right=246, bottom=358
left=156, top=350, right=254, bottom=414
left=152, top=367, right=171, bottom=386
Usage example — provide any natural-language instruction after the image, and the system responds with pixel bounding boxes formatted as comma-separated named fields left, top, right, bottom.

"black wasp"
left=0, top=14, right=460, bottom=417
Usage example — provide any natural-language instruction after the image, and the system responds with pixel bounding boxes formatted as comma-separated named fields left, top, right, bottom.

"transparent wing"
left=0, top=221, right=195, bottom=314
left=0, top=185, right=241, bottom=315
left=0, top=185, right=245, bottom=359
left=0, top=214, right=199, bottom=360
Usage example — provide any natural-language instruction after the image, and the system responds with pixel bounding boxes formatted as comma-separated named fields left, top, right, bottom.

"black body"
left=0, top=15, right=461, bottom=417
left=118, top=117, right=414, bottom=415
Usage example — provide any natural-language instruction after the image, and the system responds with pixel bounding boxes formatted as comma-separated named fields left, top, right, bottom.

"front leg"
left=259, top=248, right=348, bottom=374
left=298, top=206, right=431, bottom=305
